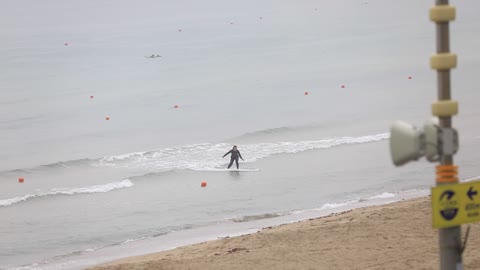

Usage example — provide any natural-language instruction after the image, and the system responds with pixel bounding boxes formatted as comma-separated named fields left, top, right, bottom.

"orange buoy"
left=174, top=105, right=179, bottom=109
left=201, top=181, right=207, bottom=187
left=18, top=177, right=24, bottom=183
left=105, top=116, right=110, bottom=120
left=304, top=91, right=309, bottom=95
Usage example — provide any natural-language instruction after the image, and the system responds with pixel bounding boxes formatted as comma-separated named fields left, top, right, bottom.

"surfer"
left=222, top=145, right=244, bottom=169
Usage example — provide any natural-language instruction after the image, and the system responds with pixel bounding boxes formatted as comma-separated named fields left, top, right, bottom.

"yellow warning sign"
left=432, top=180, right=480, bottom=228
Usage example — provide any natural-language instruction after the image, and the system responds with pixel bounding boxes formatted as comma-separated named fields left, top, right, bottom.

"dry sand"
left=89, top=197, right=480, bottom=270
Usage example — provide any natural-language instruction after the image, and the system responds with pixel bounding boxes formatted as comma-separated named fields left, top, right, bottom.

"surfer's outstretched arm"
left=222, top=150, right=232, bottom=158
left=238, top=151, right=244, bottom=160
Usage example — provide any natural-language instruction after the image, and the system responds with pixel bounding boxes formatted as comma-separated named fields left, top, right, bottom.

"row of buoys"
left=62, top=16, right=266, bottom=46
left=304, top=85, right=346, bottom=95
left=17, top=177, right=209, bottom=187
left=18, top=176, right=207, bottom=187
left=18, top=176, right=206, bottom=186
left=17, top=177, right=211, bottom=187
left=88, top=96, right=180, bottom=121
left=17, top=176, right=210, bottom=187
left=303, top=77, right=413, bottom=95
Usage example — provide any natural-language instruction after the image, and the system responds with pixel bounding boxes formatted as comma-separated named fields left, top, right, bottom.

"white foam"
left=0, top=179, right=133, bottom=207
left=368, top=192, right=395, bottom=200
left=462, top=176, right=480, bottom=183
left=97, top=133, right=389, bottom=171
left=122, top=237, right=147, bottom=244
left=50, top=179, right=133, bottom=195
left=0, top=194, right=36, bottom=207
left=316, top=200, right=359, bottom=211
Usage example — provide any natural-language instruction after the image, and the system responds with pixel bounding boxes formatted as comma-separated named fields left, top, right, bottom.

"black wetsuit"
left=223, top=149, right=243, bottom=169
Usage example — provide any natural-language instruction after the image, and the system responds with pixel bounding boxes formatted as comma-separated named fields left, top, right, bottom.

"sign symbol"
left=439, top=190, right=458, bottom=221
left=467, top=187, right=478, bottom=201
left=440, top=190, right=455, bottom=200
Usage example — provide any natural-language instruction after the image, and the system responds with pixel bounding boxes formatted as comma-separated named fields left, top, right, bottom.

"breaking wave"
left=0, top=132, right=389, bottom=177
left=97, top=133, right=389, bottom=170
left=0, top=179, right=133, bottom=207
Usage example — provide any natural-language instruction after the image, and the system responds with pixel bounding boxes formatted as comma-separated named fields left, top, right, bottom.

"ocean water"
left=1, top=0, right=480, bottom=269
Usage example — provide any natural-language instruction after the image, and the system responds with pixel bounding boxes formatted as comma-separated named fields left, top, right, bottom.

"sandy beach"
left=89, top=197, right=480, bottom=270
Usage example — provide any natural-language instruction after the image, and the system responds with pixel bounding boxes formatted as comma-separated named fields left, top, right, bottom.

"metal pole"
left=434, top=0, right=463, bottom=269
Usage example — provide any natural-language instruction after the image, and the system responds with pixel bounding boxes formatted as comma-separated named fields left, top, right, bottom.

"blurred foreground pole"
left=430, top=0, right=462, bottom=269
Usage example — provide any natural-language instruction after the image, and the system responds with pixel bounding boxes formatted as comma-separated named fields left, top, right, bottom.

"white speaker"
left=390, top=121, right=425, bottom=166
left=424, top=118, right=440, bottom=161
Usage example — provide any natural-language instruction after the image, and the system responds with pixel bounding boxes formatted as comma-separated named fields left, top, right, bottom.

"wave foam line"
left=97, top=133, right=389, bottom=170
left=0, top=179, right=133, bottom=207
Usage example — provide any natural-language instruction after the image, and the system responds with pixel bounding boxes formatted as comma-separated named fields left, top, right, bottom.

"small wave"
left=0, top=158, right=95, bottom=176
left=0, top=179, right=133, bottom=207
left=121, top=236, right=150, bottom=244
left=97, top=133, right=389, bottom=170
left=231, top=213, right=282, bottom=223
left=368, top=192, right=396, bottom=200
left=290, top=200, right=359, bottom=215
left=39, top=158, right=96, bottom=169
left=315, top=200, right=359, bottom=211
left=1, top=132, right=389, bottom=176
left=462, top=175, right=480, bottom=182
left=231, top=126, right=293, bottom=140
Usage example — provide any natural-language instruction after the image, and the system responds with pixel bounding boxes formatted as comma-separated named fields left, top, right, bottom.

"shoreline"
left=38, top=189, right=426, bottom=270
left=88, top=196, right=480, bottom=270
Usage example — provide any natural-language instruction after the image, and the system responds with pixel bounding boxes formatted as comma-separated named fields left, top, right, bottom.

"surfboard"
left=201, top=168, right=261, bottom=172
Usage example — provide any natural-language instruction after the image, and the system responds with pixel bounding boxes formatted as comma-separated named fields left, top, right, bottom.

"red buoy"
left=18, top=177, right=24, bottom=183
left=105, top=116, right=110, bottom=120
left=174, top=105, right=179, bottom=109
left=90, top=95, right=94, bottom=99
left=64, top=42, right=69, bottom=46
left=201, top=181, right=207, bottom=187
left=304, top=91, right=309, bottom=95
left=408, top=76, right=412, bottom=80
left=341, top=85, right=346, bottom=88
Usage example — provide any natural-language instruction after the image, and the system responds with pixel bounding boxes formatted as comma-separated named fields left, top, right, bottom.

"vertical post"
left=431, top=0, right=462, bottom=269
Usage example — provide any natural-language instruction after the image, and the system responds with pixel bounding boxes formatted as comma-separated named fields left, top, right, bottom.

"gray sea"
left=1, top=0, right=480, bottom=269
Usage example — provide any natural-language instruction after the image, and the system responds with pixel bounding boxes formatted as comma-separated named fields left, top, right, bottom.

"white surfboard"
left=201, top=168, right=261, bottom=172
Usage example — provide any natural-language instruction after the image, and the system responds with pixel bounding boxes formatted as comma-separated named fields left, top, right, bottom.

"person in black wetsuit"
left=222, top=145, right=244, bottom=169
